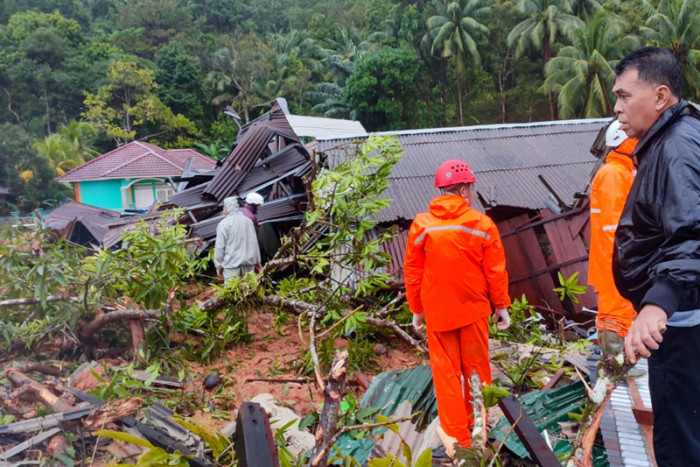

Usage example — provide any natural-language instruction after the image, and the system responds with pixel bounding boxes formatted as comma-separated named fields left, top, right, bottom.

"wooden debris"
left=82, top=397, right=143, bottom=430
left=310, top=350, right=349, bottom=467
left=4, top=368, right=72, bottom=412
left=498, top=395, right=560, bottom=467
left=16, top=362, right=63, bottom=378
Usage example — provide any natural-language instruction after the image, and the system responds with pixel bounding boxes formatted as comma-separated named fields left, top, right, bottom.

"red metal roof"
left=56, top=141, right=216, bottom=182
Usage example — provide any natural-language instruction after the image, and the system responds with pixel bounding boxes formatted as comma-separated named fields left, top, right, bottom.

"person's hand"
left=494, top=308, right=510, bottom=330
left=216, top=268, right=223, bottom=279
left=624, top=304, right=667, bottom=364
left=412, top=312, right=425, bottom=333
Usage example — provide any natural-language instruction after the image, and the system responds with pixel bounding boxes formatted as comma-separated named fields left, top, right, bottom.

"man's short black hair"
left=615, top=47, right=682, bottom=98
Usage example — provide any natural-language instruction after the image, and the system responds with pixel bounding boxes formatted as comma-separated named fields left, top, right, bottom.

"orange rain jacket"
left=588, top=139, right=637, bottom=335
left=404, top=194, right=511, bottom=331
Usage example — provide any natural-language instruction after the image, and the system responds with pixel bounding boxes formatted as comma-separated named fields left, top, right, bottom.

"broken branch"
left=310, top=350, right=349, bottom=467
left=364, top=317, right=427, bottom=354
left=0, top=295, right=79, bottom=308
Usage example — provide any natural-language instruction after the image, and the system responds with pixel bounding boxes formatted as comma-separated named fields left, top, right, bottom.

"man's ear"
left=655, top=85, right=674, bottom=110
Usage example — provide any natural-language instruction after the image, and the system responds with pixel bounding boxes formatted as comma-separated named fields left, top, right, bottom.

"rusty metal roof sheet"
left=317, top=119, right=607, bottom=221
left=44, top=201, right=122, bottom=244
left=203, top=104, right=303, bottom=201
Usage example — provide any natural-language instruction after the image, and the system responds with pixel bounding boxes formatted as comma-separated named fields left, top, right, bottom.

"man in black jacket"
left=612, top=47, right=700, bottom=464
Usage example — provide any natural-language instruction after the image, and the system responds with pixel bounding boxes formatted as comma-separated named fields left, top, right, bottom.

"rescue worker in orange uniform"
left=588, top=120, right=638, bottom=357
left=404, top=160, right=511, bottom=455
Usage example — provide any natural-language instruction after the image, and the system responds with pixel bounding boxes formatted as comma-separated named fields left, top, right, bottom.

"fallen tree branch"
left=4, top=368, right=73, bottom=412
left=16, top=362, right=63, bottom=377
left=78, top=309, right=161, bottom=345
left=310, top=350, right=349, bottom=467
left=365, top=317, right=427, bottom=354
left=374, top=291, right=407, bottom=319
left=82, top=397, right=143, bottom=430
left=0, top=295, right=79, bottom=308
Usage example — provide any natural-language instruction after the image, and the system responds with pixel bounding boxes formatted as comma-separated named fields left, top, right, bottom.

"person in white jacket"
left=214, top=197, right=261, bottom=281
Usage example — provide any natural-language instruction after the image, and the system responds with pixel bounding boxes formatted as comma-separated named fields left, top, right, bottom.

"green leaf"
left=413, top=448, right=433, bottom=467
left=94, top=429, right=155, bottom=448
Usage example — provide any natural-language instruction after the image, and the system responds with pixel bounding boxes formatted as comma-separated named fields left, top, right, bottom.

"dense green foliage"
left=2, top=0, right=700, bottom=211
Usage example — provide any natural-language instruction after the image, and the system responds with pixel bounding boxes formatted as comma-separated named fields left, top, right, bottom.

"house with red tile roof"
left=56, top=141, right=216, bottom=211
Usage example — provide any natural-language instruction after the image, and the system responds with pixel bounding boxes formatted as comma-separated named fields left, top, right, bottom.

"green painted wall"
left=79, top=179, right=124, bottom=211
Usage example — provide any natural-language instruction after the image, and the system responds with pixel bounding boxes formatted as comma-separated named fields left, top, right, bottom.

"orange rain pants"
left=427, top=317, right=491, bottom=447
left=588, top=141, right=637, bottom=336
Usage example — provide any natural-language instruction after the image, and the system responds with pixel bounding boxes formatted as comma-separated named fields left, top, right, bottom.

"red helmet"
left=434, top=160, right=476, bottom=188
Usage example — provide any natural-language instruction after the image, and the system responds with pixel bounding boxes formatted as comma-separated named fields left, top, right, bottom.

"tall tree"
left=0, top=10, right=87, bottom=135
left=640, top=0, right=700, bottom=101
left=344, top=47, right=428, bottom=131
left=542, top=11, right=640, bottom=118
left=206, top=35, right=275, bottom=123
left=113, top=0, right=193, bottom=58
left=421, top=0, right=491, bottom=125
left=507, top=0, right=582, bottom=118
left=82, top=61, right=199, bottom=146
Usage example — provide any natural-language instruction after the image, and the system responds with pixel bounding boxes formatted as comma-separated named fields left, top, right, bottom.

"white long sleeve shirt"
left=214, top=211, right=260, bottom=271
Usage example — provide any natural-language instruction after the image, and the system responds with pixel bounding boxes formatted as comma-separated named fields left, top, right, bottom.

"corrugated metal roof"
left=56, top=141, right=216, bottom=182
left=286, top=114, right=367, bottom=139
left=317, top=119, right=607, bottom=218
left=203, top=104, right=303, bottom=201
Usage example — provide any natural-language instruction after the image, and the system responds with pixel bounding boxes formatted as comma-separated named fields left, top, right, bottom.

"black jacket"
left=613, top=100, right=700, bottom=318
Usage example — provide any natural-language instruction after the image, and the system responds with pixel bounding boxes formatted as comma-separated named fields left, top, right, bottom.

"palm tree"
left=572, top=0, right=602, bottom=20
left=421, top=0, right=491, bottom=125
left=507, top=0, right=582, bottom=118
left=640, top=0, right=700, bottom=100
left=35, top=134, right=85, bottom=176
left=58, top=121, right=99, bottom=162
left=542, top=11, right=640, bottom=118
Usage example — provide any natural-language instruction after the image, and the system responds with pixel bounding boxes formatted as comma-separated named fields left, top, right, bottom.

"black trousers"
left=649, top=324, right=700, bottom=466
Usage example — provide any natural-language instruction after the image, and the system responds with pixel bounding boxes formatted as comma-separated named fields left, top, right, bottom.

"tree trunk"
left=457, top=68, right=464, bottom=126
left=310, top=350, right=349, bottom=467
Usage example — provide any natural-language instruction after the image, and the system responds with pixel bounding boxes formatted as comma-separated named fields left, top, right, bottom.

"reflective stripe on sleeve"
left=414, top=225, right=491, bottom=245
left=602, top=225, right=618, bottom=231
left=590, top=208, right=602, bottom=214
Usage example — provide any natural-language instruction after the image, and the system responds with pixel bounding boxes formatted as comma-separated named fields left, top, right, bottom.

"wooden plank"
left=632, top=406, right=654, bottom=426
left=627, top=377, right=657, bottom=466
left=499, top=215, right=560, bottom=308
left=498, top=396, right=561, bottom=467
left=542, top=369, right=565, bottom=391
left=234, top=402, right=279, bottom=467
left=567, top=207, right=590, bottom=239
left=541, top=211, right=596, bottom=311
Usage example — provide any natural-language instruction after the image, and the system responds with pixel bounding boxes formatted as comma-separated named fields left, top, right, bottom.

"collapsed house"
left=46, top=102, right=324, bottom=253
left=316, top=118, right=610, bottom=313
left=47, top=101, right=611, bottom=314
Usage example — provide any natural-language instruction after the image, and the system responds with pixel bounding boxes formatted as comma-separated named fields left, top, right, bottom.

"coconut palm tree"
left=35, top=134, right=85, bottom=176
left=542, top=11, right=640, bottom=118
left=507, top=0, right=582, bottom=118
left=640, top=0, right=700, bottom=100
left=421, top=0, right=491, bottom=125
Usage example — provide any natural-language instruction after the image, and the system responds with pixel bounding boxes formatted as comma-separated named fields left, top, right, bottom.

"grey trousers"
left=223, top=265, right=255, bottom=281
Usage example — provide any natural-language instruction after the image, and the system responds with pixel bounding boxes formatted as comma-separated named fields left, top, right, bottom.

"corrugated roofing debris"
left=489, top=381, right=607, bottom=464
left=286, top=114, right=367, bottom=139
left=44, top=201, right=122, bottom=246
left=48, top=103, right=315, bottom=251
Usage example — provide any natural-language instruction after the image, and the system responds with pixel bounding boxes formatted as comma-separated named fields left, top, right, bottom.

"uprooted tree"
left=0, top=134, right=415, bottom=366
